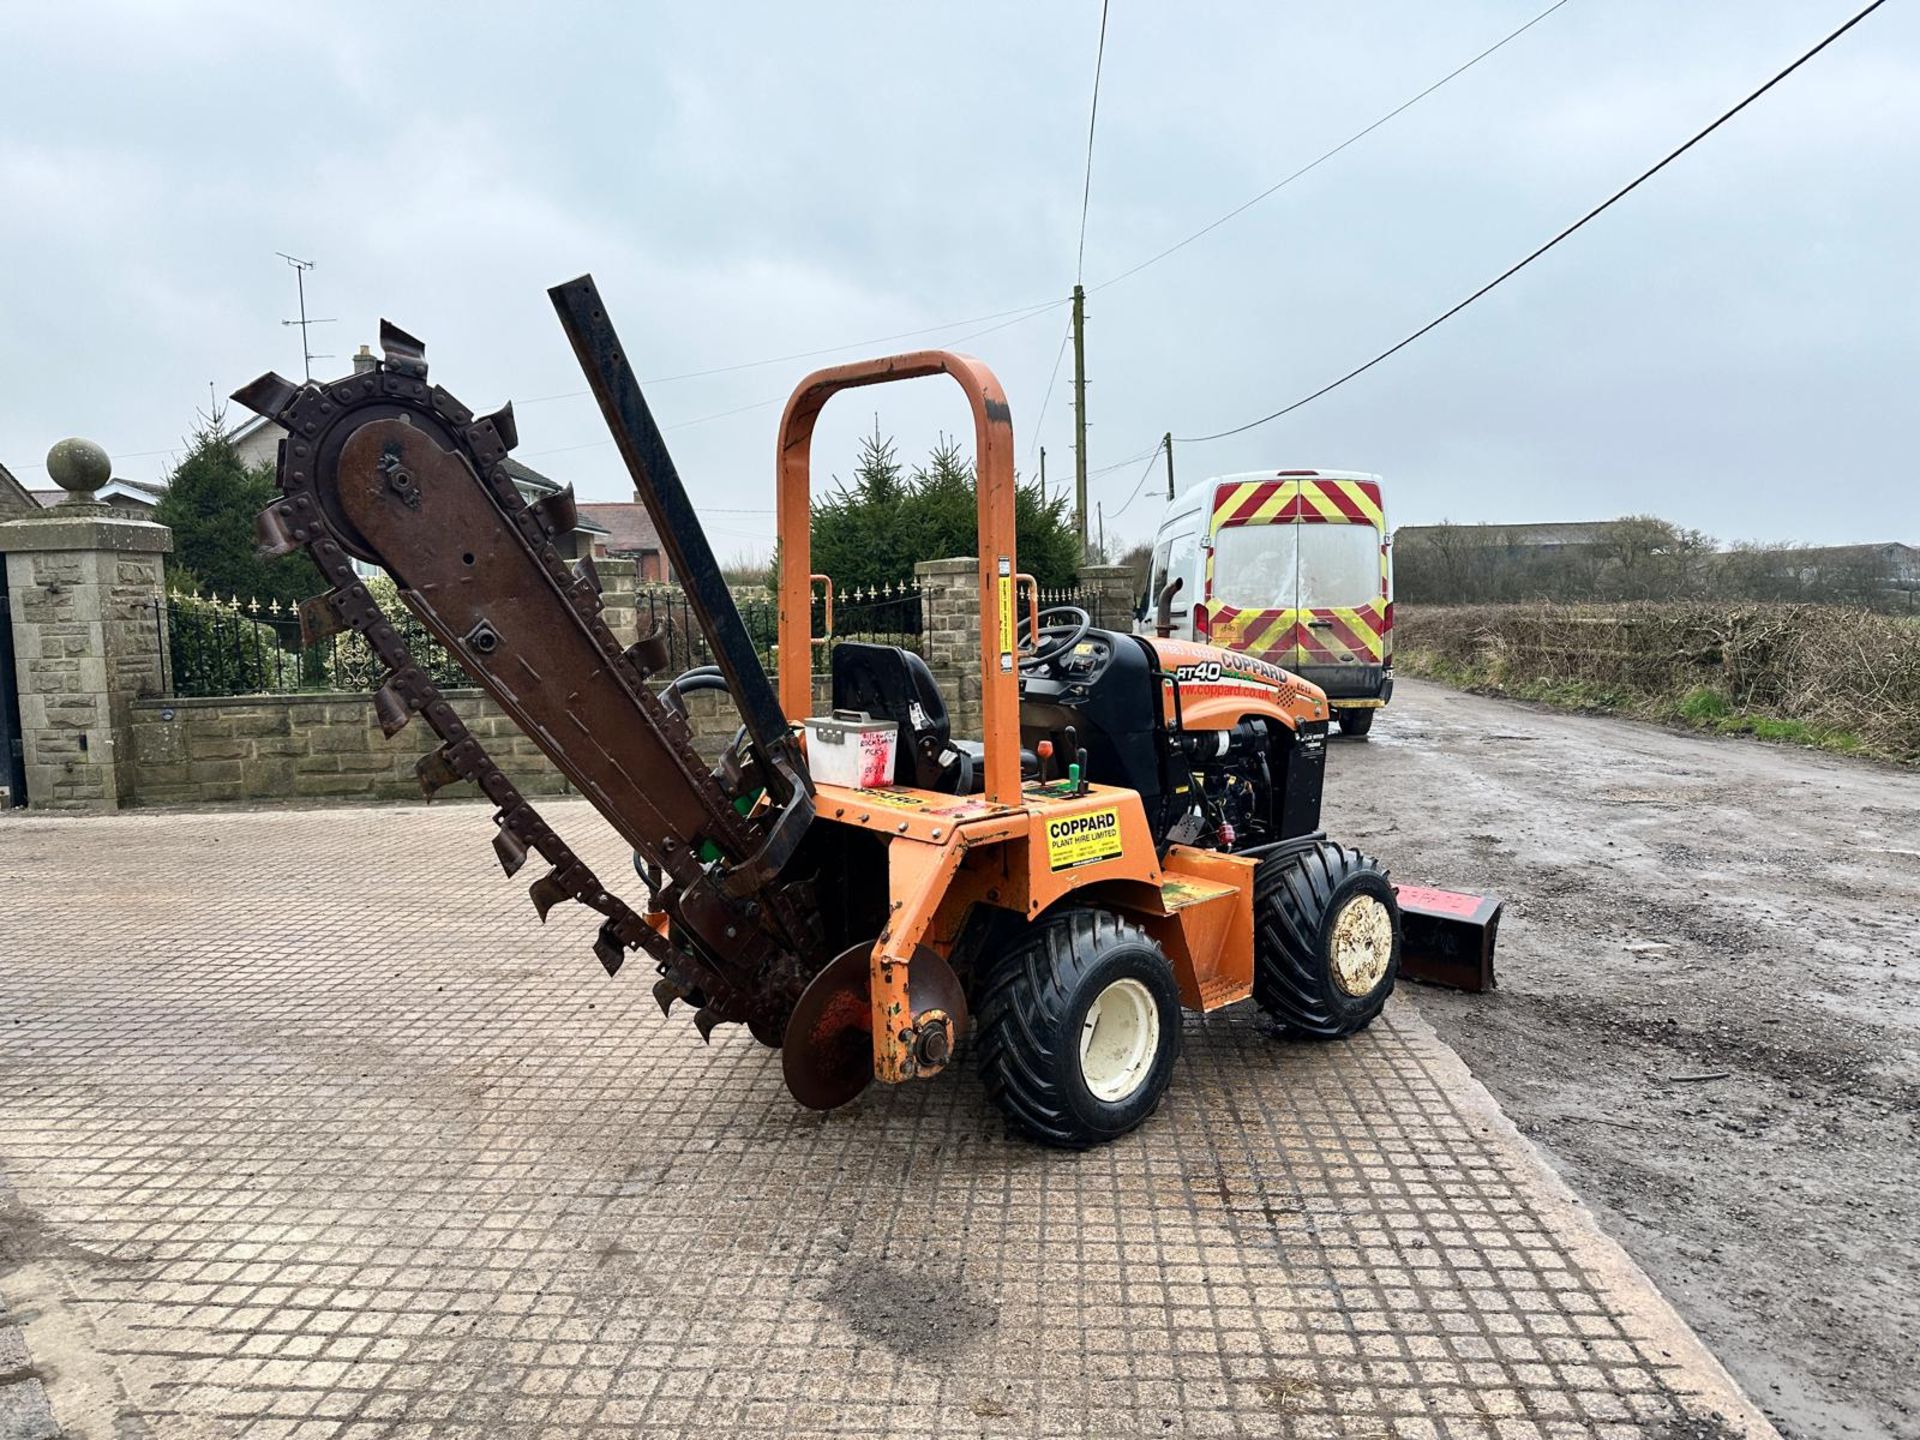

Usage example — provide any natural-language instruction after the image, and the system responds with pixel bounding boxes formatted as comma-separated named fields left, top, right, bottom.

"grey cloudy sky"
left=2, top=1, right=1914, bottom=557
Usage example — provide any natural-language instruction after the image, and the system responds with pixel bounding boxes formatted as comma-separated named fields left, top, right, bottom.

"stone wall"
left=128, top=676, right=844, bottom=805
left=112, top=552, right=1121, bottom=806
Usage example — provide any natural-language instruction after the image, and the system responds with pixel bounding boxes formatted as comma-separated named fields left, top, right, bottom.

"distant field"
left=1397, top=602, right=1920, bottom=764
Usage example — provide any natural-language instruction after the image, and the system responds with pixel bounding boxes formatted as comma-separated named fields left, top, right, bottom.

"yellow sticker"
left=1045, top=807, right=1123, bottom=871
left=997, top=572, right=1014, bottom=662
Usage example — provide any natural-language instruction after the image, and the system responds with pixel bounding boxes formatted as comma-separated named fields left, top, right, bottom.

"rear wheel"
left=976, top=909, right=1181, bottom=1149
left=1253, top=838, right=1400, bottom=1039
left=1335, top=706, right=1376, bottom=737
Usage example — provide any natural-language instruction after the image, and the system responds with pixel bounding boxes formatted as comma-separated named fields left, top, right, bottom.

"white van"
left=1138, top=469, right=1393, bottom=736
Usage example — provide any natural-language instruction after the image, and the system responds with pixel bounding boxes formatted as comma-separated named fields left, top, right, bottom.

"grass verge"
left=1396, top=603, right=1913, bottom=763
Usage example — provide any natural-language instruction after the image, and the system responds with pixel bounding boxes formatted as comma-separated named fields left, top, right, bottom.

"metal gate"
left=0, top=566, right=25, bottom=806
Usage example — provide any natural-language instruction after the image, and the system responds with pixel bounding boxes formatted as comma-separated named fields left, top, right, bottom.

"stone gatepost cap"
left=46, top=437, right=113, bottom=501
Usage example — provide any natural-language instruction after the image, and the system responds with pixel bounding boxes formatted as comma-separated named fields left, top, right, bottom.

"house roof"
left=1788, top=541, right=1919, bottom=561
left=27, top=478, right=162, bottom=510
left=577, top=502, right=666, bottom=555
left=0, top=460, right=38, bottom=516
left=230, top=412, right=274, bottom=446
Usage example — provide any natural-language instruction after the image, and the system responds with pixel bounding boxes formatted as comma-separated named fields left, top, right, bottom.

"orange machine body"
left=768, top=352, right=1328, bottom=1090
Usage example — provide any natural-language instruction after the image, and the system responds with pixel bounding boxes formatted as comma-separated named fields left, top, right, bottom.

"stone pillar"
left=1076, top=563, right=1139, bottom=629
left=0, top=440, right=172, bottom=811
left=596, top=556, right=637, bottom=643
left=915, top=557, right=979, bottom=672
left=914, top=556, right=983, bottom=736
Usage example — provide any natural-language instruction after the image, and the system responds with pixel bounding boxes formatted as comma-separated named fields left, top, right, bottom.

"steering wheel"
left=1021, top=605, right=1093, bottom=670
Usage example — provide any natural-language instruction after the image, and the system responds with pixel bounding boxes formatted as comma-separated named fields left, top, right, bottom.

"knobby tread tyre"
left=1253, top=837, right=1401, bottom=1040
left=975, top=909, right=1181, bottom=1150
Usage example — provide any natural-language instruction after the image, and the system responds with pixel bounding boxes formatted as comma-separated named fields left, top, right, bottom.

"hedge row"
left=1396, top=603, right=1920, bottom=763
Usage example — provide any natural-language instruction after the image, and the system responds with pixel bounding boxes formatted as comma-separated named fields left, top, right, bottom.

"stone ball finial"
left=46, top=437, right=113, bottom=502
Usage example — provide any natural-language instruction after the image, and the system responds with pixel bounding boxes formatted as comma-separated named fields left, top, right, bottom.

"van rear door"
left=1205, top=476, right=1388, bottom=680
left=1205, top=479, right=1305, bottom=667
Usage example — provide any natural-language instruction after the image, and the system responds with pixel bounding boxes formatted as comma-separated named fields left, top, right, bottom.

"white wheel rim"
left=1329, top=894, right=1394, bottom=997
left=1079, top=977, right=1160, bottom=1103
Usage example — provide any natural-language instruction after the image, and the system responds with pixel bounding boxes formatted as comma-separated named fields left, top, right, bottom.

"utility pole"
left=1039, top=445, right=1047, bottom=506
left=277, top=252, right=334, bottom=381
left=1071, top=283, right=1089, bottom=558
left=1164, top=431, right=1175, bottom=500
left=1097, top=502, right=1105, bottom=563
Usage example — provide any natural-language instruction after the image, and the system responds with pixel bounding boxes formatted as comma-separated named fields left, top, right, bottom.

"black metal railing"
left=1036, top=582, right=1125, bottom=632
left=161, top=578, right=932, bottom=697
left=160, top=594, right=468, bottom=698
left=634, top=580, right=924, bottom=678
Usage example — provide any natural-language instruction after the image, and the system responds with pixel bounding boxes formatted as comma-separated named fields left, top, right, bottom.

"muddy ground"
left=1324, top=679, right=1919, bottom=1440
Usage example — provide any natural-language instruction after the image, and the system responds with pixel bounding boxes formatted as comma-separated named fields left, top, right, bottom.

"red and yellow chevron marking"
left=1206, top=601, right=1388, bottom=665
left=1209, top=476, right=1385, bottom=533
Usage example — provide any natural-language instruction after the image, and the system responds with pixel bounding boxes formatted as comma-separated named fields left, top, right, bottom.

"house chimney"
left=353, top=344, right=377, bottom=376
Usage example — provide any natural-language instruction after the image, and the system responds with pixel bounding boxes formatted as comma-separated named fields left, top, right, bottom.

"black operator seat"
left=828, top=642, right=1035, bottom=795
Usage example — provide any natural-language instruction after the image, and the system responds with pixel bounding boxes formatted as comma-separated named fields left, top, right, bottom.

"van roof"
left=1163, top=468, right=1383, bottom=516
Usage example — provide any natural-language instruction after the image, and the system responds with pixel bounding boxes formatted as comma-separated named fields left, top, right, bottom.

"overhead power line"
left=1086, top=444, right=1162, bottom=482
left=1077, top=0, right=1113, bottom=284
left=1089, top=0, right=1575, bottom=295
left=1174, top=0, right=1892, bottom=447
left=1107, top=437, right=1168, bottom=522
left=1026, top=321, right=1073, bottom=465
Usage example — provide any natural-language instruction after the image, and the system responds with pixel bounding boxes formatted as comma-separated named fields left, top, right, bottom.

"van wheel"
left=1335, top=707, right=1375, bottom=737
left=1253, top=838, right=1400, bottom=1039
left=977, top=909, right=1181, bottom=1149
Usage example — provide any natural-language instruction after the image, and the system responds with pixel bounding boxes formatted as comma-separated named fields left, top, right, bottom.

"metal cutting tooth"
left=493, top=823, right=529, bottom=878
left=528, top=485, right=578, bottom=538
left=415, top=746, right=464, bottom=799
left=371, top=681, right=411, bottom=738
left=624, top=627, right=671, bottom=680
left=592, top=921, right=627, bottom=977
left=230, top=371, right=300, bottom=423
left=571, top=553, right=602, bottom=596
left=691, top=1009, right=722, bottom=1044
left=529, top=869, right=570, bottom=922
left=379, top=318, right=428, bottom=377
left=254, top=504, right=301, bottom=559
left=297, top=592, right=348, bottom=647
left=481, top=401, right=518, bottom=451
left=652, top=978, right=682, bottom=1017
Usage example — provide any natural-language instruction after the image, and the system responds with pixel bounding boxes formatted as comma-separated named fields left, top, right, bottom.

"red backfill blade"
left=1394, top=884, right=1503, bottom=993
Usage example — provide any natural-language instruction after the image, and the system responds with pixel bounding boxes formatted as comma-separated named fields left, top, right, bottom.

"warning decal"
left=1045, top=807, right=1124, bottom=871
left=997, top=561, right=1015, bottom=672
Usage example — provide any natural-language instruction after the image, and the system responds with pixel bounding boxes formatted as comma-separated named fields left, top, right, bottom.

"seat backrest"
left=829, top=643, right=956, bottom=788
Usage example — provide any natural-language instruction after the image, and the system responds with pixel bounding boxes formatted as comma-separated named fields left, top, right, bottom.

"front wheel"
left=1335, top=706, right=1376, bottom=737
left=976, top=909, right=1182, bottom=1149
left=1253, top=837, right=1400, bottom=1039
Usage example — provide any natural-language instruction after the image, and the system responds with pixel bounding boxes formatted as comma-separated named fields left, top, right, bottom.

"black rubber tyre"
left=1252, top=838, right=1401, bottom=1039
left=1335, top=706, right=1376, bottom=737
left=976, top=909, right=1182, bottom=1149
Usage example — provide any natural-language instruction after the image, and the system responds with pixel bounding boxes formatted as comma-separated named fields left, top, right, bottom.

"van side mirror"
left=1154, top=576, right=1184, bottom=639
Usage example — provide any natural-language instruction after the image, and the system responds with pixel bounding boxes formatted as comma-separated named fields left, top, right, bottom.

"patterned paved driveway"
left=0, top=802, right=1771, bottom=1438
